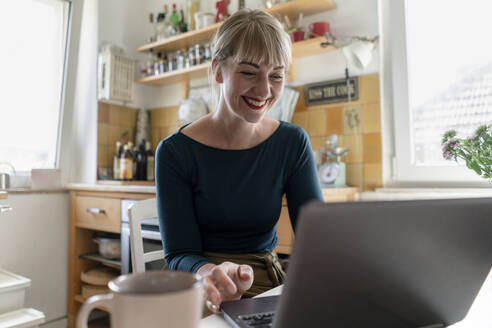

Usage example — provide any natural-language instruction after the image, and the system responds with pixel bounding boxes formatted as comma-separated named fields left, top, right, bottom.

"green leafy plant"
left=442, top=124, right=492, bottom=182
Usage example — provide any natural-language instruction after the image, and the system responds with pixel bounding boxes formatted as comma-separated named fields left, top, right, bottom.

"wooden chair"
left=128, top=198, right=164, bottom=273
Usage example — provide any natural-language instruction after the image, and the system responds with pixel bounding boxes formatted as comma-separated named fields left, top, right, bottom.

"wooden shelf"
left=135, top=0, right=337, bottom=87
left=79, top=253, right=121, bottom=270
left=292, top=36, right=335, bottom=57
left=136, top=62, right=210, bottom=86
left=264, top=0, right=336, bottom=19
left=137, top=23, right=221, bottom=55
left=136, top=0, right=337, bottom=55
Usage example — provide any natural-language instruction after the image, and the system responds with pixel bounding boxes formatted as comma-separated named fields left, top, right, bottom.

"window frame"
left=384, top=0, right=491, bottom=187
left=2, top=0, right=72, bottom=176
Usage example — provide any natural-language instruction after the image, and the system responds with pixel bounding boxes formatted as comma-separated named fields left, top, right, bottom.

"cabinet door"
left=275, top=205, right=294, bottom=254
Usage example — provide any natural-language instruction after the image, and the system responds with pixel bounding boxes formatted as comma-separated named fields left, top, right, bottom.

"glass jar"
left=195, top=44, right=203, bottom=64
left=176, top=50, right=185, bottom=70
left=204, top=43, right=212, bottom=62
left=167, top=52, right=177, bottom=72
left=188, top=46, right=196, bottom=67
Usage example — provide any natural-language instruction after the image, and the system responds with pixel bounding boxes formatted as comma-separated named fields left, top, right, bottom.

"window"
left=389, top=0, right=492, bottom=185
left=0, top=0, right=70, bottom=172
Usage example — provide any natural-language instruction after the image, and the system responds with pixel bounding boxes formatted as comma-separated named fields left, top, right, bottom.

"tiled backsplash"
left=97, top=102, right=138, bottom=169
left=97, top=73, right=381, bottom=190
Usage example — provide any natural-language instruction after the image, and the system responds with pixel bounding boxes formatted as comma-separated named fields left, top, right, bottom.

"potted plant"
left=442, top=124, right=492, bottom=182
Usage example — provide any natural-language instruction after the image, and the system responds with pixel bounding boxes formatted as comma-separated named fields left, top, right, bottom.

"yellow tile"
left=325, top=107, right=343, bottom=135
left=307, top=109, right=327, bottom=136
left=109, top=126, right=120, bottom=146
left=346, top=163, right=363, bottom=188
left=310, top=136, right=326, bottom=153
left=362, top=103, right=381, bottom=133
left=108, top=105, right=120, bottom=125
left=342, top=104, right=363, bottom=135
left=120, top=107, right=136, bottom=128
left=363, top=133, right=382, bottom=164
left=339, top=135, right=363, bottom=163
left=359, top=74, right=380, bottom=104
left=97, top=123, right=109, bottom=145
left=120, top=127, right=132, bottom=144
left=293, top=86, right=307, bottom=112
left=98, top=102, right=109, bottom=124
left=291, top=111, right=308, bottom=130
left=164, top=107, right=180, bottom=126
left=363, top=163, right=382, bottom=190
left=97, top=145, right=108, bottom=167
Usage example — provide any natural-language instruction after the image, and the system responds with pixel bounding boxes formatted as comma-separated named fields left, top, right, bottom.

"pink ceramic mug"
left=76, top=271, right=203, bottom=328
left=309, top=22, right=330, bottom=37
left=289, top=30, right=305, bottom=43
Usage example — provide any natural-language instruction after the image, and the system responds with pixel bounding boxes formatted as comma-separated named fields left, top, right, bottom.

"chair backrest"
left=128, top=198, right=164, bottom=273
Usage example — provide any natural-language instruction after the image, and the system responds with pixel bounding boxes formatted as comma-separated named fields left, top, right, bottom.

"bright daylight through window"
left=406, top=0, right=492, bottom=166
left=0, top=0, right=70, bottom=172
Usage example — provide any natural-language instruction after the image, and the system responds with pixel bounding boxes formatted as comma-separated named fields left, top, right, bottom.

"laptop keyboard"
left=238, top=311, right=275, bottom=327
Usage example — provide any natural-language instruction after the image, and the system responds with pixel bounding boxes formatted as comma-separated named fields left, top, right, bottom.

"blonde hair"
left=211, top=9, right=292, bottom=76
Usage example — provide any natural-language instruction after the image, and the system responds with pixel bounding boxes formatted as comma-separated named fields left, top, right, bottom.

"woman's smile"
left=242, top=96, right=268, bottom=110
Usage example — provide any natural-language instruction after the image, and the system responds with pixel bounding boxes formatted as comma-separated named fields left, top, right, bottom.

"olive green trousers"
left=203, top=251, right=286, bottom=298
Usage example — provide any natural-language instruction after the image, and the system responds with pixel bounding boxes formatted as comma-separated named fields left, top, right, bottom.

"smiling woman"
left=155, top=9, right=323, bottom=314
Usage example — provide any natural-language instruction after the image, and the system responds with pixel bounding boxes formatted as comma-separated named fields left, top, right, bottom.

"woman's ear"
left=212, top=58, right=223, bottom=83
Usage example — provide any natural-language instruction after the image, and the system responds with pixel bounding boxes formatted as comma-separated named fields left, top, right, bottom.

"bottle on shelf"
left=132, top=145, right=138, bottom=179
left=163, top=4, right=177, bottom=37
left=146, top=49, right=155, bottom=76
left=170, top=4, right=180, bottom=34
left=148, top=13, right=156, bottom=43
left=136, top=140, right=147, bottom=181
left=146, top=141, right=155, bottom=181
left=113, top=141, right=122, bottom=180
left=154, top=52, right=162, bottom=75
left=155, top=13, right=167, bottom=41
left=179, top=9, right=188, bottom=33
left=120, top=144, right=134, bottom=181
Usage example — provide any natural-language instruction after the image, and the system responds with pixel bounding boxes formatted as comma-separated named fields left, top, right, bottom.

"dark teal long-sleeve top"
left=155, top=120, right=323, bottom=273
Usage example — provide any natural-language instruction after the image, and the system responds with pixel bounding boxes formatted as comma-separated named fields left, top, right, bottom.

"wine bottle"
left=146, top=141, right=155, bottom=181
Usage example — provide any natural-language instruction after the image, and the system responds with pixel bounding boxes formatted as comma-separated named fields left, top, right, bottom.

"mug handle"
left=76, top=294, right=113, bottom=328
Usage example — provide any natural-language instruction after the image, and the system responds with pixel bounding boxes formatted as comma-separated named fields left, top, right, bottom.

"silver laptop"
left=221, top=198, right=492, bottom=328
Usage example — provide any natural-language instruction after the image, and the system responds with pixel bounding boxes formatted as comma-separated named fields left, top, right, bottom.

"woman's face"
left=217, top=57, right=285, bottom=124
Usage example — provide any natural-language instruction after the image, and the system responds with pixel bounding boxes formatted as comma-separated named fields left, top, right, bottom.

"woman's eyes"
left=239, top=71, right=283, bottom=81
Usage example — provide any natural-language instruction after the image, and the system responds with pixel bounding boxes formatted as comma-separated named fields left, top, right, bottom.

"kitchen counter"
left=65, top=182, right=156, bottom=194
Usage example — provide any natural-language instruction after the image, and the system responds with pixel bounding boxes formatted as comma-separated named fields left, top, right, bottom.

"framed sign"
left=304, top=77, right=358, bottom=106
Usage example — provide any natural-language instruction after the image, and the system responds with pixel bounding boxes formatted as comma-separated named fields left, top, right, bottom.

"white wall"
left=98, top=0, right=380, bottom=109
left=0, top=193, right=69, bottom=327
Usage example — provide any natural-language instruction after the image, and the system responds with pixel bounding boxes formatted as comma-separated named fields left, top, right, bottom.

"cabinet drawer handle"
left=86, top=208, right=106, bottom=215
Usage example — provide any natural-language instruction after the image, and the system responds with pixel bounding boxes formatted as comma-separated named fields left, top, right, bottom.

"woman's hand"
left=197, top=262, right=254, bottom=313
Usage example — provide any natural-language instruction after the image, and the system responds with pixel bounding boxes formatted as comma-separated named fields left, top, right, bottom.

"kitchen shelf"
left=136, top=62, right=210, bottom=86
left=292, top=36, right=335, bottom=57
left=135, top=0, right=337, bottom=87
left=97, top=180, right=155, bottom=186
left=79, top=253, right=121, bottom=269
left=136, top=0, right=337, bottom=55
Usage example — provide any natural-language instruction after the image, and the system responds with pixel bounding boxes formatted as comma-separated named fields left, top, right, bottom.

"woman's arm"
left=284, top=128, right=323, bottom=230
left=156, top=138, right=212, bottom=272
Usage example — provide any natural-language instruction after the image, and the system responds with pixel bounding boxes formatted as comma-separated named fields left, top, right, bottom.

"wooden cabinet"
left=274, top=187, right=360, bottom=254
left=67, top=186, right=154, bottom=328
